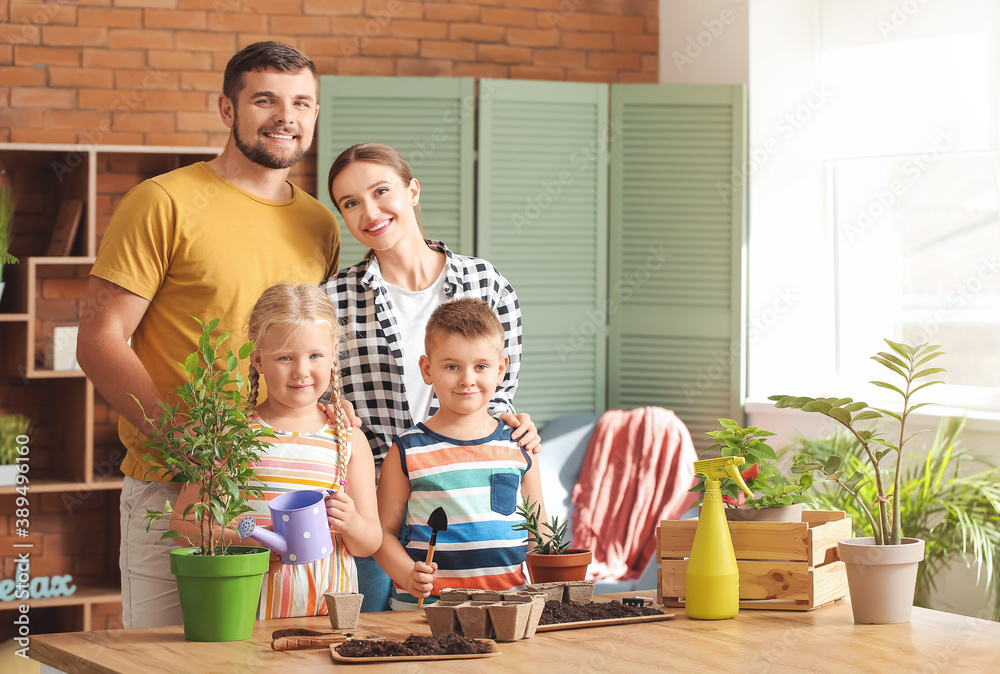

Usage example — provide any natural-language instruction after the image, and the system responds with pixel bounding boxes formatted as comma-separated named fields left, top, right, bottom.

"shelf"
left=0, top=313, right=29, bottom=322
left=0, top=477, right=123, bottom=495
left=26, top=368, right=87, bottom=379
left=0, top=585, right=121, bottom=611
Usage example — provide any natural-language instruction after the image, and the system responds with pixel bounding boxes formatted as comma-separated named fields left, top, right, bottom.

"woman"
left=322, top=143, right=539, bottom=611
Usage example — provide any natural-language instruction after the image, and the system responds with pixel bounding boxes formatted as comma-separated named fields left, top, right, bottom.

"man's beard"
left=232, top=109, right=309, bottom=170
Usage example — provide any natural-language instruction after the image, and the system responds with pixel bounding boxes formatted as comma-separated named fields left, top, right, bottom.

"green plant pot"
left=170, top=546, right=269, bottom=642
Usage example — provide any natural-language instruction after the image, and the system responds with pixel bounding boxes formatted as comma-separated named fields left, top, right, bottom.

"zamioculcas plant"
left=513, top=495, right=571, bottom=554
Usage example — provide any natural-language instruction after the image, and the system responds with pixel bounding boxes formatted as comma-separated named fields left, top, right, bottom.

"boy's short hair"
left=425, top=298, right=504, bottom=355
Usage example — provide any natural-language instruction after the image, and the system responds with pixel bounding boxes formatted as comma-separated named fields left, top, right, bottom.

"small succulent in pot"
left=513, top=495, right=571, bottom=554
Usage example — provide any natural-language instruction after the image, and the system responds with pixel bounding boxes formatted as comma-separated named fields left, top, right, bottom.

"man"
left=77, top=42, right=340, bottom=629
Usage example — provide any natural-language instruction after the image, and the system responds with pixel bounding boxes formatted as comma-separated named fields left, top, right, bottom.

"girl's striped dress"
left=390, top=421, right=530, bottom=609
left=247, top=414, right=357, bottom=619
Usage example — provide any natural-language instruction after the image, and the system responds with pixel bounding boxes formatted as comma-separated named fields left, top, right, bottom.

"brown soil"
left=539, top=600, right=663, bottom=625
left=335, top=634, right=494, bottom=658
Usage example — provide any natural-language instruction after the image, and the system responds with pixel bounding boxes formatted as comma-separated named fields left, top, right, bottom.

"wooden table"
left=30, top=593, right=1000, bottom=672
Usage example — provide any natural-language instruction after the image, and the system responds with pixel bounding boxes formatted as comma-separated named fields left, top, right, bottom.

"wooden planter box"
left=657, top=510, right=852, bottom=611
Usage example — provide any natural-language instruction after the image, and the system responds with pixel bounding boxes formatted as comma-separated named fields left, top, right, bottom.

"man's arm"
left=77, top=276, right=164, bottom=436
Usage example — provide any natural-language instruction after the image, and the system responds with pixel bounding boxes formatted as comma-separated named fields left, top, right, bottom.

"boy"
left=374, top=298, right=547, bottom=609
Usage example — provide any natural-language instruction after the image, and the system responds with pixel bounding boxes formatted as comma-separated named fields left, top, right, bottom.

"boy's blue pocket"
left=490, top=472, right=519, bottom=516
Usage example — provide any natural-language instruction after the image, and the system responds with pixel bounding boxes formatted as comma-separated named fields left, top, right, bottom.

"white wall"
left=659, top=0, right=749, bottom=84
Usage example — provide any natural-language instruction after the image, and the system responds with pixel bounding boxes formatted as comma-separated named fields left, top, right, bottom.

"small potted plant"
left=0, top=186, right=18, bottom=304
left=770, top=339, right=944, bottom=624
left=690, top=419, right=811, bottom=522
left=139, top=317, right=271, bottom=642
left=513, top=496, right=592, bottom=583
left=0, top=415, right=30, bottom=487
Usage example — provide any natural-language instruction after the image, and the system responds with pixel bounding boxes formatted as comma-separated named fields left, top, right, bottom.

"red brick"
left=107, top=28, right=174, bottom=49
left=533, top=49, right=585, bottom=68
left=79, top=88, right=133, bottom=111
left=566, top=67, right=617, bottom=83
left=397, top=58, right=453, bottom=77
left=144, top=8, right=207, bottom=29
left=361, top=37, right=418, bottom=56
left=619, top=70, right=656, bottom=83
left=588, top=51, right=639, bottom=70
left=180, top=70, right=222, bottom=92
left=563, top=31, right=614, bottom=50
left=41, top=26, right=108, bottom=47
left=176, top=110, right=226, bottom=132
left=114, top=0, right=177, bottom=7
left=244, top=0, right=303, bottom=13
left=389, top=20, right=448, bottom=40
left=78, top=8, right=142, bottom=28
left=116, top=68, right=178, bottom=90
left=366, top=0, right=423, bottom=19
left=621, top=0, right=659, bottom=18
left=645, top=17, right=657, bottom=33
left=0, top=105, right=44, bottom=130
left=596, top=15, right=646, bottom=33
left=270, top=15, right=333, bottom=35
left=0, top=86, right=7, bottom=107
left=615, top=31, right=657, bottom=52
left=425, top=3, right=482, bottom=22
left=640, top=54, right=657, bottom=72
left=11, top=3, right=77, bottom=24
left=326, top=16, right=374, bottom=37
left=304, top=0, right=363, bottom=15
left=144, top=90, right=210, bottom=111
left=207, top=13, right=267, bottom=32
left=0, top=45, right=12, bottom=66
left=147, top=50, right=213, bottom=71
left=312, top=55, right=336, bottom=73
left=175, top=30, right=236, bottom=52
left=334, top=56, right=395, bottom=76
left=11, top=86, right=75, bottom=108
left=510, top=65, right=565, bottom=80
left=144, top=131, right=212, bottom=146
left=1, top=23, right=40, bottom=45
left=239, top=34, right=301, bottom=49
left=481, top=7, right=536, bottom=27
left=504, top=0, right=562, bottom=8
left=42, top=278, right=90, bottom=299
left=507, top=27, right=560, bottom=47
left=450, top=23, right=505, bottom=43
left=420, top=40, right=477, bottom=61
left=34, top=297, right=78, bottom=320
left=0, top=66, right=46, bottom=86
left=14, top=45, right=80, bottom=66
left=83, top=48, right=145, bottom=68
left=49, top=66, right=114, bottom=89
left=539, top=10, right=593, bottom=30
left=112, top=110, right=174, bottom=132
left=478, top=44, right=532, bottom=65
left=583, top=0, right=622, bottom=13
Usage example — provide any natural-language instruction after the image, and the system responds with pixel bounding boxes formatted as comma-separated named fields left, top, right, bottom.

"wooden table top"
left=31, top=592, right=1000, bottom=673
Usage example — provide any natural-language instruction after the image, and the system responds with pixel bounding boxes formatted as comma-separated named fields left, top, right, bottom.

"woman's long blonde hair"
left=246, top=283, right=349, bottom=483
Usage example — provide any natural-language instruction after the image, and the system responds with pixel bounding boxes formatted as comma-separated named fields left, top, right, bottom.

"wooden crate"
left=657, top=510, right=852, bottom=611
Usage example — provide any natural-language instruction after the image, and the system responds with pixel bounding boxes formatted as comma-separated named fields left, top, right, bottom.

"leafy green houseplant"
left=690, top=419, right=811, bottom=514
left=0, top=186, right=18, bottom=300
left=0, top=415, right=31, bottom=486
left=792, top=416, right=1000, bottom=621
left=136, top=317, right=271, bottom=641
left=769, top=339, right=945, bottom=623
left=514, top=496, right=591, bottom=582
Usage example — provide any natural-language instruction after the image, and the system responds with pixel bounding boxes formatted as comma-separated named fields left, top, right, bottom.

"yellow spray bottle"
left=685, top=456, right=753, bottom=620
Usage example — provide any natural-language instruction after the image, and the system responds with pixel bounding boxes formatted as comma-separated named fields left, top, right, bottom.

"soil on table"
left=539, top=600, right=663, bottom=625
left=335, top=634, right=493, bottom=658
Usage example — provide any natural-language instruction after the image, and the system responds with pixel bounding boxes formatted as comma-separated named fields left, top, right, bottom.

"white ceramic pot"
left=723, top=503, right=803, bottom=522
left=837, top=537, right=925, bottom=624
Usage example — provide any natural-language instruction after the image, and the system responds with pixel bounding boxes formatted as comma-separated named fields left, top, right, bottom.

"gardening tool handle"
left=416, top=544, right=437, bottom=609
left=271, top=634, right=349, bottom=651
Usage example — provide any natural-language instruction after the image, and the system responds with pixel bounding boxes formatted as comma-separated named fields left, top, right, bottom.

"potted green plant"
left=690, top=419, right=811, bottom=522
left=0, top=186, right=18, bottom=304
left=513, top=496, right=592, bottom=583
left=791, top=415, right=1000, bottom=621
left=0, top=415, right=30, bottom=487
left=139, top=317, right=271, bottom=642
left=770, top=339, right=945, bottom=624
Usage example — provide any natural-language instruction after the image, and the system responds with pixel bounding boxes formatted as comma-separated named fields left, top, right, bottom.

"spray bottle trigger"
left=724, top=460, right=754, bottom=498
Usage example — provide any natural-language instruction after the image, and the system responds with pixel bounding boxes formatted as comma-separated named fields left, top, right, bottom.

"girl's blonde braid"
left=330, top=364, right=351, bottom=488
left=247, top=365, right=260, bottom=410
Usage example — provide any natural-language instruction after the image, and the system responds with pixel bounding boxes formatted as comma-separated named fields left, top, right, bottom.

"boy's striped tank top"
left=391, top=421, right=530, bottom=608
left=247, top=414, right=357, bottom=619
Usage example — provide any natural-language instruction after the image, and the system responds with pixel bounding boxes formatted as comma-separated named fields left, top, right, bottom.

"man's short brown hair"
left=424, top=298, right=504, bottom=356
left=223, top=41, right=317, bottom=104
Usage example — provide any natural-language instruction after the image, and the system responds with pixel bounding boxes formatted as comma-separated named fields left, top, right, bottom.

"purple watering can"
left=236, top=489, right=334, bottom=565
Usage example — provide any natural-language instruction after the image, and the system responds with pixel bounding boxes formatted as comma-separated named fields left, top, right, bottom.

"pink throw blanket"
left=570, top=407, right=698, bottom=581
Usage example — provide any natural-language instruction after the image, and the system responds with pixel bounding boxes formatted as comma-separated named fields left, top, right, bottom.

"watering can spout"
left=236, top=516, right=288, bottom=557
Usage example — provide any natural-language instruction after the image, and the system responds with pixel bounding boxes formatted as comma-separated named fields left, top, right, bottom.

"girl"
left=244, top=283, right=380, bottom=619
left=322, top=143, right=540, bottom=611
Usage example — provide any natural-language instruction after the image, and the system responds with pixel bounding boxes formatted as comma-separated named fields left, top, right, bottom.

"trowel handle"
left=416, top=544, right=437, bottom=609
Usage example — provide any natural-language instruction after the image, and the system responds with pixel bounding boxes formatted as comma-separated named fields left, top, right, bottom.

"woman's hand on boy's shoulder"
left=500, top=412, right=541, bottom=454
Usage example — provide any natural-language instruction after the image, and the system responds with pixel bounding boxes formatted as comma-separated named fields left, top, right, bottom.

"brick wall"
left=0, top=0, right=659, bottom=152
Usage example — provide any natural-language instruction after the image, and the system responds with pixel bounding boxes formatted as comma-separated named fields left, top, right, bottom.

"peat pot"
left=837, top=537, right=925, bottom=624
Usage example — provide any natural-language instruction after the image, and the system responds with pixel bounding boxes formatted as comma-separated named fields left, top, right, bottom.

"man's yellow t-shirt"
left=90, top=162, right=340, bottom=483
